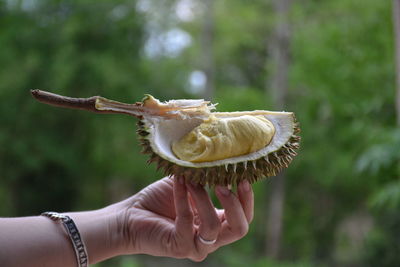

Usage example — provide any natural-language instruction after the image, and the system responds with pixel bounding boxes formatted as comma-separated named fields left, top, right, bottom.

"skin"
left=0, top=176, right=254, bottom=266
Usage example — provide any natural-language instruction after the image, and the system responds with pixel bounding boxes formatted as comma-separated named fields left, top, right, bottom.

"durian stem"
left=30, top=89, right=145, bottom=117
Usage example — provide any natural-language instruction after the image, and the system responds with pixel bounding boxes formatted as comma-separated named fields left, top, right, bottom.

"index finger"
left=215, top=186, right=248, bottom=240
left=237, top=180, right=254, bottom=223
left=173, top=176, right=194, bottom=239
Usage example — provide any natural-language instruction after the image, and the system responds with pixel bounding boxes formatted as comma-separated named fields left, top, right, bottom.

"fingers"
left=237, top=180, right=254, bottom=223
left=173, top=178, right=253, bottom=261
left=214, top=183, right=251, bottom=245
left=186, top=182, right=221, bottom=248
left=173, top=176, right=194, bottom=239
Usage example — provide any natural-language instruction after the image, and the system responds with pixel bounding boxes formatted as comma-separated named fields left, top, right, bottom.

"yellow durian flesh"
left=30, top=90, right=300, bottom=186
left=171, top=115, right=276, bottom=163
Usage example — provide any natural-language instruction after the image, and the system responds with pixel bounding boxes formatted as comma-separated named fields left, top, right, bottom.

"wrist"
left=109, top=195, right=141, bottom=256
left=66, top=207, right=126, bottom=264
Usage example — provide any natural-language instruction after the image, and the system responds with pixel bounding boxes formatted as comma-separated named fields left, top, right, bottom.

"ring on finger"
left=198, top=235, right=217, bottom=245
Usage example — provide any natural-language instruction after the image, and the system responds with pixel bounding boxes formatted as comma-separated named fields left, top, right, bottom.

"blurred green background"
left=1, top=0, right=399, bottom=266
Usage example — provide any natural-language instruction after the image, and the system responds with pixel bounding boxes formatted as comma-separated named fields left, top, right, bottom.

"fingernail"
left=241, top=180, right=251, bottom=192
left=216, top=186, right=230, bottom=196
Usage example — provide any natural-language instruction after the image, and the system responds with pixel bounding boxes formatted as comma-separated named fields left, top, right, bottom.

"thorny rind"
left=137, top=117, right=301, bottom=187
left=31, top=90, right=301, bottom=186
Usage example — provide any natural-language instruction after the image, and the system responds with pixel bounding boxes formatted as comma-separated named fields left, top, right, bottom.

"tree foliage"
left=1, top=0, right=399, bottom=266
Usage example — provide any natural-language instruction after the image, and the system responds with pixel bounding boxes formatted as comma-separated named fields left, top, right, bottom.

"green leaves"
left=1, top=0, right=399, bottom=265
left=0, top=0, right=147, bottom=215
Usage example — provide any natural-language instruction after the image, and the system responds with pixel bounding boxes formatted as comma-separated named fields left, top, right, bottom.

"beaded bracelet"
left=41, top=211, right=89, bottom=267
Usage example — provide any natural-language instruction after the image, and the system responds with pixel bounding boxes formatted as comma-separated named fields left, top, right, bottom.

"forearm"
left=0, top=207, right=126, bottom=267
left=0, top=215, right=76, bottom=267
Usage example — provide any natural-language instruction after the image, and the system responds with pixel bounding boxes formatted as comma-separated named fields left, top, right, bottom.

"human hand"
left=0, top=176, right=253, bottom=266
left=116, top=176, right=254, bottom=261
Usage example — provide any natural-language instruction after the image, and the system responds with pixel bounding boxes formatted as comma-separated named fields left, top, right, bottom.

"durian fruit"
left=31, top=90, right=300, bottom=186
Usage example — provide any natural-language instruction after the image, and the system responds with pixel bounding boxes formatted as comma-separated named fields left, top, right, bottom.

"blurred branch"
left=201, top=0, right=215, bottom=101
left=268, top=0, right=291, bottom=110
left=265, top=0, right=292, bottom=259
left=394, top=0, right=400, bottom=125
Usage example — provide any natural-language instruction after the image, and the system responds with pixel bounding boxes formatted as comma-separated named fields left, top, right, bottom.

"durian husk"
left=137, top=111, right=300, bottom=186
left=30, top=90, right=300, bottom=186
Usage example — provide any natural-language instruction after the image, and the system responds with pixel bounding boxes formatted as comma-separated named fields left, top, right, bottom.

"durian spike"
left=30, top=89, right=214, bottom=119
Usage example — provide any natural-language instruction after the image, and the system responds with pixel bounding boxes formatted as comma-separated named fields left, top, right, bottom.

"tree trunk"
left=393, top=0, right=400, bottom=125
left=201, top=0, right=215, bottom=100
left=265, top=0, right=292, bottom=259
left=265, top=173, right=286, bottom=258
